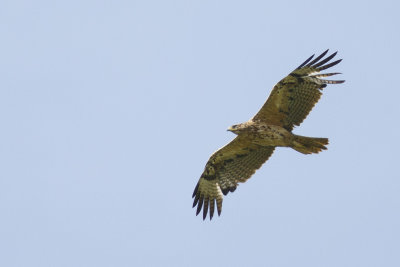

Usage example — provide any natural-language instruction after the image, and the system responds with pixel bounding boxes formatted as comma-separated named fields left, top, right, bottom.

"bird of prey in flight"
left=192, top=50, right=344, bottom=220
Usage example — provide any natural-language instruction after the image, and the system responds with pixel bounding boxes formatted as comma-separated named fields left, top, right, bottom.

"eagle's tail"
left=292, top=135, right=328, bottom=154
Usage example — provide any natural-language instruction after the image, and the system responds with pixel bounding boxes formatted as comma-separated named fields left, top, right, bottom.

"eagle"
left=192, top=50, right=344, bottom=220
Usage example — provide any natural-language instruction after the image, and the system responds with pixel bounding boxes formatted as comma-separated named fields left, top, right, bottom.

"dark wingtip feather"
left=306, top=49, right=329, bottom=67
left=192, top=194, right=200, bottom=208
left=196, top=196, right=203, bottom=216
left=296, top=54, right=314, bottom=69
left=202, top=198, right=209, bottom=220
left=192, top=183, right=199, bottom=198
left=313, top=51, right=338, bottom=68
left=209, top=199, right=215, bottom=220
left=217, top=199, right=222, bottom=216
left=317, top=59, right=342, bottom=71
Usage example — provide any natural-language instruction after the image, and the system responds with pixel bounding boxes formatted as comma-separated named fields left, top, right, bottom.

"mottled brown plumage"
left=193, top=50, right=344, bottom=220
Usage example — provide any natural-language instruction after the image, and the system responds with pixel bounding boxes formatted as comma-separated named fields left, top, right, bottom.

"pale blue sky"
left=1, top=0, right=400, bottom=266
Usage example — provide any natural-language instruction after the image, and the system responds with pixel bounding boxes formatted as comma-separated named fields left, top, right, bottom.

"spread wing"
left=252, top=50, right=345, bottom=131
left=192, top=136, right=275, bottom=220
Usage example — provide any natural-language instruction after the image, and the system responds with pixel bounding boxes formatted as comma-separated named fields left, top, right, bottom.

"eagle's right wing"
left=192, top=136, right=275, bottom=220
left=252, top=50, right=344, bottom=131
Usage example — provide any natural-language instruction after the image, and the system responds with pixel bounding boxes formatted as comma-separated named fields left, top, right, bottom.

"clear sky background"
left=1, top=0, right=399, bottom=266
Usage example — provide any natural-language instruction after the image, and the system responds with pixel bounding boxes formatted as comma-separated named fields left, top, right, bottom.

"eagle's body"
left=229, top=122, right=295, bottom=147
left=193, top=50, right=344, bottom=220
left=229, top=121, right=328, bottom=153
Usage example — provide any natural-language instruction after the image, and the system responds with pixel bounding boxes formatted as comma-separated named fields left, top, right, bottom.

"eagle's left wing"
left=192, top=136, right=275, bottom=220
left=252, top=50, right=344, bottom=131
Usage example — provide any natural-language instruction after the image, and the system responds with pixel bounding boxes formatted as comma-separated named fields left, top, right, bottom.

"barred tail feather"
left=292, top=135, right=329, bottom=154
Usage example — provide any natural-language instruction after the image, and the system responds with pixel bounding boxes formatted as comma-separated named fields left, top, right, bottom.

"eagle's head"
left=227, top=123, right=247, bottom=134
